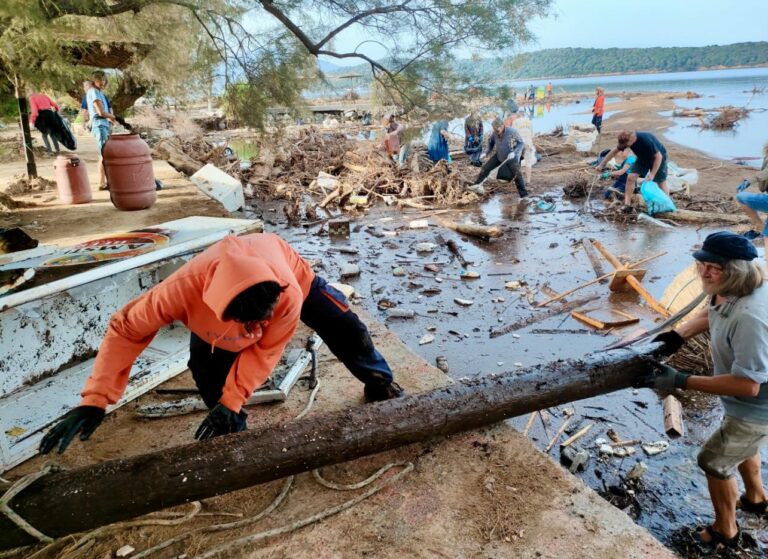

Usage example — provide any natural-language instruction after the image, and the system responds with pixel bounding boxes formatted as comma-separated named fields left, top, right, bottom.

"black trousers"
left=474, top=153, right=528, bottom=197
left=188, top=275, right=393, bottom=408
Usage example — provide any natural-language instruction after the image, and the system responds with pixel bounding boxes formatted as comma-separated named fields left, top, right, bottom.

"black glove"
left=39, top=405, right=105, bottom=454
left=194, top=404, right=248, bottom=441
left=651, top=330, right=685, bottom=357
left=621, top=205, right=634, bottom=214
left=638, top=360, right=690, bottom=392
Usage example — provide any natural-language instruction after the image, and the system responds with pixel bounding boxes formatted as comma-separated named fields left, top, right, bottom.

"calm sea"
left=515, top=68, right=768, bottom=166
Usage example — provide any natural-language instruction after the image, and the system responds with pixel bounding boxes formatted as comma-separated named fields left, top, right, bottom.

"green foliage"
left=498, top=43, right=768, bottom=79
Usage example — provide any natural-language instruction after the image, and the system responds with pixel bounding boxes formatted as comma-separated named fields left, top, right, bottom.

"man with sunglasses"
left=650, top=231, right=768, bottom=550
left=40, top=233, right=402, bottom=454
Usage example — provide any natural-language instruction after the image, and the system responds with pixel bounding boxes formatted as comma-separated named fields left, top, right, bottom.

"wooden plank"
left=608, top=269, right=647, bottom=292
left=663, top=395, right=685, bottom=438
left=536, top=252, right=666, bottom=307
left=589, top=239, right=623, bottom=269
left=582, top=239, right=608, bottom=282
left=570, top=311, right=605, bottom=330
left=626, top=275, right=671, bottom=317
left=561, top=423, right=594, bottom=448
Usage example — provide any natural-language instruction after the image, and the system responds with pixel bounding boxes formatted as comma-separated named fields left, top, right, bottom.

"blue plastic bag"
left=640, top=180, right=676, bottom=216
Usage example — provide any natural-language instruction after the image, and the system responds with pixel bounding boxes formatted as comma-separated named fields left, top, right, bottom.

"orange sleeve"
left=218, top=295, right=301, bottom=412
left=595, top=96, right=605, bottom=116
left=81, top=285, right=183, bottom=409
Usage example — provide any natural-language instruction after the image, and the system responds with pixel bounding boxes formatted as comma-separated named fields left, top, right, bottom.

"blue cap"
left=693, top=231, right=758, bottom=264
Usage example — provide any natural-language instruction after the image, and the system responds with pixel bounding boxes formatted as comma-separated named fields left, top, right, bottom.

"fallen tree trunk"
left=152, top=138, right=205, bottom=177
left=0, top=346, right=657, bottom=550
left=655, top=209, right=748, bottom=224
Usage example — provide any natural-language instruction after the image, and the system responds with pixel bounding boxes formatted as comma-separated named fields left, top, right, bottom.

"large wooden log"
left=0, top=346, right=657, bottom=550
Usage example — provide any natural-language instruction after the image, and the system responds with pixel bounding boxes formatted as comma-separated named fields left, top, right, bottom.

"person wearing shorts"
left=648, top=231, right=768, bottom=550
left=736, top=144, right=768, bottom=253
left=596, top=130, right=669, bottom=210
left=86, top=70, right=116, bottom=189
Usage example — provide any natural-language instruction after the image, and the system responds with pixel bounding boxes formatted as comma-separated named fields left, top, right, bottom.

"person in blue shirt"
left=87, top=71, right=117, bottom=190
left=597, top=130, right=669, bottom=211
left=602, top=147, right=637, bottom=200
left=427, top=121, right=451, bottom=163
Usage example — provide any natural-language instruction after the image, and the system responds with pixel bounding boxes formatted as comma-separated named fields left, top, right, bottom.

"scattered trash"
left=329, top=283, right=355, bottom=299
left=419, top=334, right=435, bottom=345
left=340, top=263, right=360, bottom=278
left=328, top=219, right=351, bottom=239
left=348, top=195, right=368, bottom=206
left=408, top=219, right=429, bottom=229
left=116, top=545, right=135, bottom=557
left=190, top=164, right=245, bottom=212
left=424, top=263, right=441, bottom=273
left=435, top=356, right=449, bottom=373
left=598, top=444, right=615, bottom=456
left=505, top=281, right=522, bottom=290
left=414, top=242, right=436, bottom=253
left=454, top=298, right=474, bottom=306
left=627, top=462, right=648, bottom=481
left=642, top=441, right=670, bottom=456
left=387, top=308, right=415, bottom=319
left=460, top=270, right=480, bottom=280
left=560, top=446, right=590, bottom=473
left=377, top=298, right=397, bottom=310
left=392, top=266, right=406, bottom=277
left=607, top=429, right=621, bottom=443
left=612, top=446, right=636, bottom=457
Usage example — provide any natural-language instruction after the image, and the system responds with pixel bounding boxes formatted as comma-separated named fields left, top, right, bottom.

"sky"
left=319, top=0, right=768, bottom=67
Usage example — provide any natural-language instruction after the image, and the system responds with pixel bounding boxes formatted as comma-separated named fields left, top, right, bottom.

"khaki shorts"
left=698, top=416, right=768, bottom=480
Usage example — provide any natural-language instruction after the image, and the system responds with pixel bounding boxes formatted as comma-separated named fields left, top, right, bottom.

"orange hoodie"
left=81, top=233, right=315, bottom=412
left=593, top=94, right=605, bottom=117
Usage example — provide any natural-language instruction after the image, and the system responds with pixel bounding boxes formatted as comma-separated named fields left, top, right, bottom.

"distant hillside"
left=499, top=43, right=768, bottom=79
left=325, top=42, right=768, bottom=82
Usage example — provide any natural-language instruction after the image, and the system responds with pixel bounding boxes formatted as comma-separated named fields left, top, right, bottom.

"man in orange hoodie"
left=40, top=233, right=401, bottom=452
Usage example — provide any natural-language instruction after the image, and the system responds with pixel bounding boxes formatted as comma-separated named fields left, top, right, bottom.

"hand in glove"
left=641, top=360, right=690, bottom=392
left=194, top=403, right=248, bottom=441
left=621, top=205, right=634, bottom=214
left=651, top=330, right=685, bottom=357
left=39, top=405, right=105, bottom=454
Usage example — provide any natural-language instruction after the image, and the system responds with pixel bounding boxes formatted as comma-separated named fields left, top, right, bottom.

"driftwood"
left=655, top=209, right=749, bottom=224
left=153, top=138, right=205, bottom=176
left=0, top=346, right=657, bottom=549
left=490, top=295, right=600, bottom=338
left=436, top=218, right=503, bottom=239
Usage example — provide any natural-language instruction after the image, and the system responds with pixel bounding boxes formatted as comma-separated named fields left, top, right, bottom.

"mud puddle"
left=260, top=186, right=768, bottom=556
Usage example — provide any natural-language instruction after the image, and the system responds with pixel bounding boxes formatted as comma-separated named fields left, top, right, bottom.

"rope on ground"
left=0, top=465, right=55, bottom=543
left=25, top=501, right=203, bottom=559
left=131, top=477, right=294, bottom=559
left=194, top=462, right=415, bottom=559
left=133, top=376, right=322, bottom=557
left=313, top=461, right=407, bottom=491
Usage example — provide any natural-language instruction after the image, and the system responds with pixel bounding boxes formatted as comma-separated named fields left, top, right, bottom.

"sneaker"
left=744, top=229, right=762, bottom=241
left=364, top=382, right=404, bottom=403
left=467, top=184, right=485, bottom=196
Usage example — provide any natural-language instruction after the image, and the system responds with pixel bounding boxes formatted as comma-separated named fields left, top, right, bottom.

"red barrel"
left=103, top=134, right=157, bottom=211
left=53, top=154, right=92, bottom=204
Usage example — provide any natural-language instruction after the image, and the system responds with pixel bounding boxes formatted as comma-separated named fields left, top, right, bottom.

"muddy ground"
left=1, top=90, right=766, bottom=557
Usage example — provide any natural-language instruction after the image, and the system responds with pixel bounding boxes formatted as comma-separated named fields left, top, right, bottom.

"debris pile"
left=5, top=174, right=55, bottom=196
left=705, top=106, right=749, bottom=129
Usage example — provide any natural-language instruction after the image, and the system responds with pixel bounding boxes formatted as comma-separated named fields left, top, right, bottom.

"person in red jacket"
left=591, top=87, right=605, bottom=133
left=28, top=92, right=61, bottom=154
left=40, top=233, right=402, bottom=453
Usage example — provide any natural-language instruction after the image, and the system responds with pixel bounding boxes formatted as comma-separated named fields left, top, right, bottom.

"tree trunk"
left=0, top=346, right=656, bottom=550
left=109, top=72, right=148, bottom=115
left=14, top=76, right=36, bottom=179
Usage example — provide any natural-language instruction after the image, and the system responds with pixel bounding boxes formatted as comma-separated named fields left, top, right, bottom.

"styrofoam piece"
left=191, top=163, right=245, bottom=212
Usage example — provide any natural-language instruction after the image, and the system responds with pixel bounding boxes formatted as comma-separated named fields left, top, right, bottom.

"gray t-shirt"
left=487, top=126, right=524, bottom=162
left=709, top=282, right=768, bottom=423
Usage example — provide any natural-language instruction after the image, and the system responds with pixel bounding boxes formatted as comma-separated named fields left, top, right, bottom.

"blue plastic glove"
left=737, top=179, right=752, bottom=193
left=601, top=171, right=611, bottom=180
